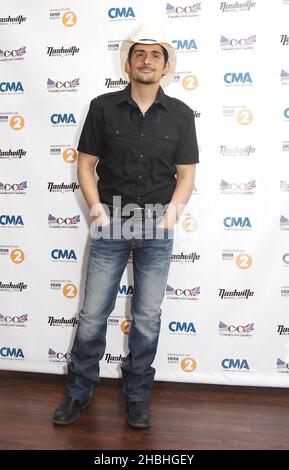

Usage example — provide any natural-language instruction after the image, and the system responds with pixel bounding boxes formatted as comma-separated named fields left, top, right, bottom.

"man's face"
left=125, top=43, right=170, bottom=85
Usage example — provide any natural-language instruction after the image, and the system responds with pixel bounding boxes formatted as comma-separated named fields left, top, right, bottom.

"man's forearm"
left=162, top=167, right=196, bottom=228
left=78, top=169, right=101, bottom=210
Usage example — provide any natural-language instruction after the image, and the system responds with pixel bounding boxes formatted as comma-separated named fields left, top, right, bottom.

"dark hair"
left=127, top=43, right=169, bottom=65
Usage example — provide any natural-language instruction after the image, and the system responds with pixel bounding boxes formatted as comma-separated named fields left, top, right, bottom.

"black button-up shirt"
left=77, top=84, right=199, bottom=207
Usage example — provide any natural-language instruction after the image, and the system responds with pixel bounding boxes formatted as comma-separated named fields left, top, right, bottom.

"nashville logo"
left=105, top=78, right=128, bottom=89
left=47, top=182, right=79, bottom=192
left=48, top=316, right=78, bottom=327
left=47, top=46, right=79, bottom=57
left=0, top=281, right=27, bottom=292
left=0, top=15, right=26, bottom=25
left=171, top=252, right=200, bottom=263
left=220, top=145, right=255, bottom=156
left=220, top=1, right=256, bottom=12
left=0, top=148, right=26, bottom=159
left=218, top=288, right=254, bottom=300
left=104, top=353, right=125, bottom=364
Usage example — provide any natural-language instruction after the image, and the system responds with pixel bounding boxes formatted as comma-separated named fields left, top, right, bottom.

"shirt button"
left=139, top=154, right=143, bottom=158
left=140, top=133, right=144, bottom=137
left=139, top=175, right=143, bottom=179
left=137, top=196, right=141, bottom=200
left=115, top=130, right=119, bottom=135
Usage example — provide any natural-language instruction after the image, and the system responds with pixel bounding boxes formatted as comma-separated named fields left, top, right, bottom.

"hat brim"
left=120, top=39, right=176, bottom=88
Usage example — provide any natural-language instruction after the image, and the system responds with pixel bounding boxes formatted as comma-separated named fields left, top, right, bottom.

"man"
left=52, top=22, right=199, bottom=429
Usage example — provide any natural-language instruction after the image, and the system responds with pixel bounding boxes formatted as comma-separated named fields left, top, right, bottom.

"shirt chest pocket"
left=104, top=123, right=129, bottom=156
left=152, top=127, right=179, bottom=157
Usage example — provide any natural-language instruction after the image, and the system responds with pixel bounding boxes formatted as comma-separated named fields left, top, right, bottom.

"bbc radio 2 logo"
left=9, top=247, right=25, bottom=264
left=236, top=253, right=253, bottom=270
left=222, top=250, right=253, bottom=270
left=49, top=10, right=77, bottom=27
left=0, top=247, right=25, bottom=264
left=50, top=281, right=78, bottom=299
left=121, top=319, right=132, bottom=335
left=182, top=74, right=198, bottom=91
left=223, top=106, right=253, bottom=125
left=50, top=146, right=78, bottom=164
left=0, top=113, right=25, bottom=131
left=63, top=283, right=78, bottom=299
left=179, top=214, right=198, bottom=233
left=181, top=357, right=197, bottom=372
left=167, top=354, right=197, bottom=372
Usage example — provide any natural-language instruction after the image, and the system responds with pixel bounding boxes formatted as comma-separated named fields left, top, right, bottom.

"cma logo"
left=283, top=253, right=289, bottom=264
left=172, top=39, right=197, bottom=50
left=118, top=285, right=134, bottom=295
left=0, top=81, right=24, bottom=92
left=50, top=113, right=76, bottom=124
left=51, top=249, right=77, bottom=260
left=224, top=217, right=251, bottom=228
left=169, top=321, right=196, bottom=333
left=224, top=73, right=252, bottom=84
left=222, top=358, right=250, bottom=370
left=0, top=347, right=24, bottom=358
left=284, top=108, right=289, bottom=119
left=0, top=215, right=24, bottom=225
left=108, top=7, right=135, bottom=19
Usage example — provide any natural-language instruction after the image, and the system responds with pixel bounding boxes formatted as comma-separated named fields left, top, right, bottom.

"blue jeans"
left=66, top=216, right=174, bottom=403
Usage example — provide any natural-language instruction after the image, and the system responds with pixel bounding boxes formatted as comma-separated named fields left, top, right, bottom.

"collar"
left=116, top=84, right=168, bottom=110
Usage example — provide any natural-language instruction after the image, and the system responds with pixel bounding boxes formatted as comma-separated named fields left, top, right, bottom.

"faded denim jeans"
left=66, top=215, right=174, bottom=403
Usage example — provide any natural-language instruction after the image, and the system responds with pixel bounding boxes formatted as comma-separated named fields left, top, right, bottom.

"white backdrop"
left=1, top=0, right=289, bottom=387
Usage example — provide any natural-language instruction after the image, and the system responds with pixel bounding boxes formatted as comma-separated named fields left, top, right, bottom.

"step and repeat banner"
left=1, top=0, right=289, bottom=387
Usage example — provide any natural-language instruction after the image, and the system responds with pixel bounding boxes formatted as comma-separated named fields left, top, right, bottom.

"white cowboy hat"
left=120, top=21, right=177, bottom=88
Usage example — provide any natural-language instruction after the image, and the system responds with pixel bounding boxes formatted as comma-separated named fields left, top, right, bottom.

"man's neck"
left=130, top=81, right=160, bottom=114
